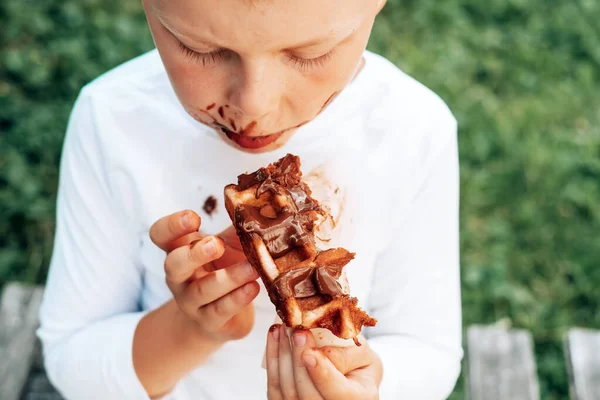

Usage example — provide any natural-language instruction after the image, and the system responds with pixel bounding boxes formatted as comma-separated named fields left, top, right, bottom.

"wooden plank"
left=0, top=282, right=44, bottom=400
left=467, top=325, right=540, bottom=400
left=22, top=372, right=64, bottom=400
left=565, top=328, right=600, bottom=400
left=21, top=339, right=64, bottom=400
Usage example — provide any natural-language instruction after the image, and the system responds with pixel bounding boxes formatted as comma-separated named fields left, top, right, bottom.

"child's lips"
left=222, top=128, right=283, bottom=149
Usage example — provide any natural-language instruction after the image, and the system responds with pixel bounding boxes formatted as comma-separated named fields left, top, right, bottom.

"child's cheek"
left=167, top=63, right=222, bottom=109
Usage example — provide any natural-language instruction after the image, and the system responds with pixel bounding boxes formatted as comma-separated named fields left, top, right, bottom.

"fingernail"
left=302, top=352, right=317, bottom=368
left=269, top=324, right=280, bottom=341
left=243, top=283, right=255, bottom=295
left=293, top=332, right=306, bottom=347
left=203, top=238, right=217, bottom=257
left=181, top=213, right=192, bottom=229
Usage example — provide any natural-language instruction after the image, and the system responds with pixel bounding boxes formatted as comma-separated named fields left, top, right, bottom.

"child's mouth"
left=219, top=125, right=283, bottom=149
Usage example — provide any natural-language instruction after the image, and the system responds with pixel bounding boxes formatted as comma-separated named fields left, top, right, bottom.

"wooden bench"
left=0, top=282, right=63, bottom=400
left=1, top=281, right=599, bottom=399
left=466, top=324, right=600, bottom=400
left=466, top=324, right=540, bottom=400
left=565, top=328, right=600, bottom=400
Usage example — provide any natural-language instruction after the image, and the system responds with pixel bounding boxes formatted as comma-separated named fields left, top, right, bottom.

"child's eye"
left=287, top=49, right=336, bottom=71
left=178, top=42, right=228, bottom=66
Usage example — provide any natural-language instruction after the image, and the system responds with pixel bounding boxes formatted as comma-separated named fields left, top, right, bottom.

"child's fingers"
left=164, top=237, right=225, bottom=294
left=196, top=281, right=260, bottom=330
left=167, top=231, right=204, bottom=252
left=266, top=324, right=283, bottom=400
left=302, top=349, right=355, bottom=400
left=278, top=325, right=298, bottom=399
left=319, top=336, right=371, bottom=375
left=291, top=329, right=323, bottom=399
left=150, top=210, right=201, bottom=252
left=184, top=261, right=259, bottom=308
left=217, top=226, right=243, bottom=251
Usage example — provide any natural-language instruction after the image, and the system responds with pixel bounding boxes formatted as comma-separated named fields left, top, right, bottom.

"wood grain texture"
left=565, top=328, right=600, bottom=400
left=467, top=325, right=540, bottom=400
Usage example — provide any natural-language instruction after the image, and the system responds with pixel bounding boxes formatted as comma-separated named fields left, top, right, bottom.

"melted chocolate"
left=234, top=158, right=321, bottom=257
left=273, top=264, right=343, bottom=299
left=315, top=266, right=343, bottom=296
left=235, top=154, right=341, bottom=297
left=274, top=266, right=315, bottom=298
left=255, top=178, right=282, bottom=197
left=237, top=169, right=268, bottom=191
left=235, top=205, right=308, bottom=257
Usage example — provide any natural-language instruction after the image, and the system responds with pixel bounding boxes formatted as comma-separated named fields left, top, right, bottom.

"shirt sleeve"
left=37, top=88, right=152, bottom=399
left=365, top=117, right=463, bottom=400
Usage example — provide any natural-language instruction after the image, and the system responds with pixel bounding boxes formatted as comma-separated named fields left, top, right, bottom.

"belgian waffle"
left=224, top=154, right=376, bottom=343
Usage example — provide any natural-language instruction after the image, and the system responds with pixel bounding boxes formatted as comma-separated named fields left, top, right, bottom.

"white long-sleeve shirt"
left=38, top=49, right=463, bottom=400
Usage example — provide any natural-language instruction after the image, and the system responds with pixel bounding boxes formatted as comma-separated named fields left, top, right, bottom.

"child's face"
left=143, top=0, right=384, bottom=153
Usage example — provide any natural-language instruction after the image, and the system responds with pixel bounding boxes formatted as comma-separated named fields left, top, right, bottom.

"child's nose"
left=228, top=58, right=280, bottom=119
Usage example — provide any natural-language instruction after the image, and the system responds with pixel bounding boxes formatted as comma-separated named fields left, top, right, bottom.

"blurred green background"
left=1, top=0, right=599, bottom=398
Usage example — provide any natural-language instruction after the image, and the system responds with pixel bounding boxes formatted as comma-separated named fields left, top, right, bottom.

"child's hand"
left=149, top=210, right=260, bottom=342
left=266, top=325, right=382, bottom=400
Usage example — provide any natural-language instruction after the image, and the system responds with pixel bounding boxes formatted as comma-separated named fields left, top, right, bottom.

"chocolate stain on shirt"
left=203, top=195, right=217, bottom=216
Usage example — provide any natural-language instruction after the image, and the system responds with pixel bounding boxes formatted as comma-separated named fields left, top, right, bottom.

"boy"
left=38, top=0, right=462, bottom=398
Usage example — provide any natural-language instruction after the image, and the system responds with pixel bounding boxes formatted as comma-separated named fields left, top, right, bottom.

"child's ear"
left=376, top=0, right=387, bottom=13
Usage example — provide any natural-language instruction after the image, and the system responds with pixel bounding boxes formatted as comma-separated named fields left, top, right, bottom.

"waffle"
left=224, top=154, right=376, bottom=343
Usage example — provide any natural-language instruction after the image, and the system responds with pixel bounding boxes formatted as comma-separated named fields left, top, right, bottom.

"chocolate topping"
left=233, top=154, right=348, bottom=297
left=234, top=155, right=321, bottom=257
left=235, top=205, right=308, bottom=257
left=315, top=266, right=343, bottom=295
left=271, top=249, right=352, bottom=299
left=224, top=153, right=377, bottom=340
left=274, top=266, right=315, bottom=298
left=238, top=169, right=268, bottom=191
left=272, top=265, right=344, bottom=298
left=256, top=178, right=281, bottom=197
left=237, top=154, right=305, bottom=193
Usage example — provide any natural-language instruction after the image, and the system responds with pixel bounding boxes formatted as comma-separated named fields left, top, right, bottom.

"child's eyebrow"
left=288, top=35, right=341, bottom=49
left=154, top=4, right=359, bottom=51
left=155, top=12, right=217, bottom=48
left=291, top=18, right=362, bottom=49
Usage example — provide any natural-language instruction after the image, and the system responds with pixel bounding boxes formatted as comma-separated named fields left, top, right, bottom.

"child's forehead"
left=152, top=0, right=372, bottom=49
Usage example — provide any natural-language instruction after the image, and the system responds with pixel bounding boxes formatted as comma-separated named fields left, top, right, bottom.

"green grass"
left=2, top=0, right=599, bottom=398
